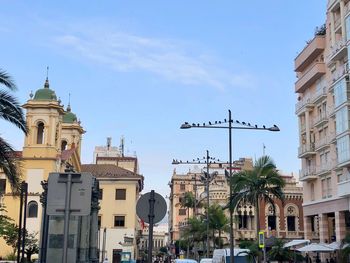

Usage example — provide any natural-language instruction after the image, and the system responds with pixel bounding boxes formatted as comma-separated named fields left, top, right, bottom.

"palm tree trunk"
left=256, top=198, right=262, bottom=263
left=187, top=208, right=190, bottom=258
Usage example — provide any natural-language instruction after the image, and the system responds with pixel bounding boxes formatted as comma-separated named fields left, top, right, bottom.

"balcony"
left=338, top=179, right=350, bottom=197
left=330, top=63, right=348, bottom=85
left=236, top=229, right=255, bottom=239
left=298, top=143, right=316, bottom=158
left=295, top=63, right=326, bottom=93
left=295, top=97, right=315, bottom=115
left=299, top=166, right=317, bottom=181
left=285, top=231, right=304, bottom=239
left=316, top=162, right=332, bottom=175
left=313, top=86, right=327, bottom=103
left=314, top=113, right=329, bottom=128
left=295, top=35, right=326, bottom=72
left=327, top=39, right=347, bottom=64
left=314, top=136, right=331, bottom=151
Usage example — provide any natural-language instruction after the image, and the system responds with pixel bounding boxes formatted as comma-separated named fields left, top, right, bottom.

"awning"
left=284, top=239, right=310, bottom=248
left=297, top=243, right=334, bottom=252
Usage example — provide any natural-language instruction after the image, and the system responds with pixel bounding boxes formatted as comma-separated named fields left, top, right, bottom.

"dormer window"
left=37, top=122, right=45, bottom=144
left=61, top=140, right=68, bottom=151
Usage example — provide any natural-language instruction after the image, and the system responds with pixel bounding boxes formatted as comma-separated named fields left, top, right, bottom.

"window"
left=327, top=177, right=332, bottom=198
left=99, top=189, right=103, bottom=200
left=180, top=184, right=185, bottom=191
left=321, top=179, right=327, bottom=199
left=115, top=189, right=126, bottom=200
left=27, top=201, right=38, bottom=218
left=346, top=16, right=350, bottom=41
left=334, top=79, right=347, bottom=107
left=336, top=106, right=349, bottom=134
left=37, top=122, right=45, bottom=144
left=268, top=216, right=276, bottom=230
left=114, top=216, right=125, bottom=227
left=337, top=135, right=350, bottom=163
left=287, top=216, right=296, bottom=231
left=238, top=214, right=248, bottom=229
left=0, top=179, right=6, bottom=194
left=61, top=140, right=68, bottom=151
left=311, top=183, right=315, bottom=201
left=98, top=216, right=101, bottom=229
left=179, top=209, right=187, bottom=216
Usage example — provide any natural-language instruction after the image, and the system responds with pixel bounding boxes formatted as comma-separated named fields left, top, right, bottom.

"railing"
left=313, top=86, right=327, bottom=102
left=236, top=229, right=255, bottom=239
left=299, top=166, right=316, bottom=179
left=314, top=135, right=331, bottom=149
left=298, top=143, right=316, bottom=156
left=316, top=162, right=332, bottom=174
left=285, top=231, right=304, bottom=238
left=312, top=231, right=320, bottom=239
left=314, top=113, right=328, bottom=126
left=326, top=38, right=346, bottom=64
left=296, top=97, right=314, bottom=113
left=330, top=63, right=348, bottom=84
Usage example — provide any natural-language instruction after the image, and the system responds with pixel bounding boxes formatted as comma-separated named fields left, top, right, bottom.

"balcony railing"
left=299, top=166, right=317, bottom=181
left=314, top=135, right=331, bottom=150
left=316, top=162, right=332, bottom=175
left=285, top=231, right=304, bottom=238
left=330, top=63, right=348, bottom=84
left=298, top=143, right=316, bottom=158
left=236, top=229, right=255, bottom=239
left=313, top=86, right=327, bottom=103
left=327, top=38, right=347, bottom=64
left=295, top=97, right=314, bottom=114
left=314, top=113, right=329, bottom=127
left=295, top=63, right=326, bottom=93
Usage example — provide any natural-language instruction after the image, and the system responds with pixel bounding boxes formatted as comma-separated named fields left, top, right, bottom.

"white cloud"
left=53, top=28, right=255, bottom=90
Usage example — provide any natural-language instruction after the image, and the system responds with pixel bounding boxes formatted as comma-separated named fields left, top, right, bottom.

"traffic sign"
left=136, top=191, right=167, bottom=224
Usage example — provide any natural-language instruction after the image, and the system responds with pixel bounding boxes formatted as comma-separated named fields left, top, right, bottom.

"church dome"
left=33, top=78, right=57, bottom=101
left=63, top=104, right=77, bottom=123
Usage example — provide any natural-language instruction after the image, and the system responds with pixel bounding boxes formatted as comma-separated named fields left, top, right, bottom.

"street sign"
left=47, top=172, right=93, bottom=216
left=258, top=231, right=265, bottom=248
left=136, top=191, right=167, bottom=224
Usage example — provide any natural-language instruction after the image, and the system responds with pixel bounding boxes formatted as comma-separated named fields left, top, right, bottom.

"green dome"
left=33, top=79, right=57, bottom=101
left=63, top=105, right=77, bottom=123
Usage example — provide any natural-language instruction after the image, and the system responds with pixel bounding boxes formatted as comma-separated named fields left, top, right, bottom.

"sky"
left=0, top=1, right=327, bottom=198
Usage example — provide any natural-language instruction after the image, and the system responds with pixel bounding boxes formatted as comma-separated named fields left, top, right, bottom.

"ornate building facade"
left=168, top=158, right=304, bottom=248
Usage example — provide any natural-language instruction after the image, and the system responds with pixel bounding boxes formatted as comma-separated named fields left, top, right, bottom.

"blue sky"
left=1, top=1, right=326, bottom=197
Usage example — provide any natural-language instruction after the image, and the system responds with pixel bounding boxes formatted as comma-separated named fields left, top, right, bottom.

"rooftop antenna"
left=120, top=136, right=125, bottom=157
left=107, top=137, right=112, bottom=151
left=44, top=66, right=50, bottom=88
left=46, top=66, right=49, bottom=79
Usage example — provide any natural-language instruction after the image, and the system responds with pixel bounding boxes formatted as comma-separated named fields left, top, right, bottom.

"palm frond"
left=0, top=137, right=22, bottom=192
left=0, top=69, right=17, bottom=91
left=0, top=90, right=27, bottom=134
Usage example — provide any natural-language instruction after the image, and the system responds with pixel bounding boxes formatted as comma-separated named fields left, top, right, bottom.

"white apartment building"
left=295, top=0, right=350, bottom=244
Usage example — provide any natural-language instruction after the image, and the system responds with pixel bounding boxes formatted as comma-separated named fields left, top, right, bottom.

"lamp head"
left=180, top=122, right=192, bottom=129
left=268, top=125, right=280, bottom=132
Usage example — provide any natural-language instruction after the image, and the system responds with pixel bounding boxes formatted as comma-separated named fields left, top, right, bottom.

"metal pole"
left=62, top=174, right=72, bottom=263
left=101, top=228, right=106, bottom=262
left=21, top=182, right=28, bottom=262
left=17, top=182, right=24, bottom=263
left=194, top=175, right=197, bottom=217
left=229, top=110, right=234, bottom=263
left=206, top=150, right=210, bottom=258
left=148, top=190, right=155, bottom=263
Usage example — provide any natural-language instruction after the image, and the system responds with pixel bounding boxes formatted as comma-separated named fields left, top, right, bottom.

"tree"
left=228, top=155, right=285, bottom=238
left=238, top=240, right=260, bottom=263
left=340, top=233, right=350, bottom=263
left=267, top=238, right=293, bottom=263
left=208, top=204, right=229, bottom=248
left=0, top=69, right=27, bottom=191
left=0, top=204, right=18, bottom=253
left=181, top=191, right=196, bottom=220
left=24, top=232, right=39, bottom=262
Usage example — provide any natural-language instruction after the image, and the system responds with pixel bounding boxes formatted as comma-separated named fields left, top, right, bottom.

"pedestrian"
left=103, top=258, right=109, bottom=263
left=305, top=253, right=311, bottom=263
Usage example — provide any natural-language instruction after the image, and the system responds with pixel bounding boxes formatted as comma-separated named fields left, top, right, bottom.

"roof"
left=63, top=111, right=77, bottom=123
left=81, top=164, right=140, bottom=178
left=33, top=79, right=57, bottom=101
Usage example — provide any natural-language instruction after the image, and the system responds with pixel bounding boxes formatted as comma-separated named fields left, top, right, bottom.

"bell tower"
left=22, top=78, right=65, bottom=161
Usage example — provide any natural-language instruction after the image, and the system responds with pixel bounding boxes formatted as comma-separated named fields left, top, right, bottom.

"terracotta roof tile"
left=81, top=164, right=141, bottom=178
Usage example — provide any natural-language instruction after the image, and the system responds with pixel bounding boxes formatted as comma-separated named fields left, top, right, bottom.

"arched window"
left=37, top=122, right=45, bottom=144
left=61, top=140, right=68, bottom=151
left=27, top=201, right=38, bottom=218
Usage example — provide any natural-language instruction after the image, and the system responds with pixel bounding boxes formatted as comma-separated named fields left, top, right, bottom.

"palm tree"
left=208, top=204, right=229, bottom=249
left=267, top=238, right=293, bottom=263
left=0, top=69, right=27, bottom=191
left=228, top=155, right=285, bottom=238
left=180, top=191, right=196, bottom=258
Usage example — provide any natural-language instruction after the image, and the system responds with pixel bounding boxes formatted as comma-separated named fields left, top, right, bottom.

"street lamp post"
left=172, top=151, right=219, bottom=258
left=180, top=110, right=279, bottom=263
